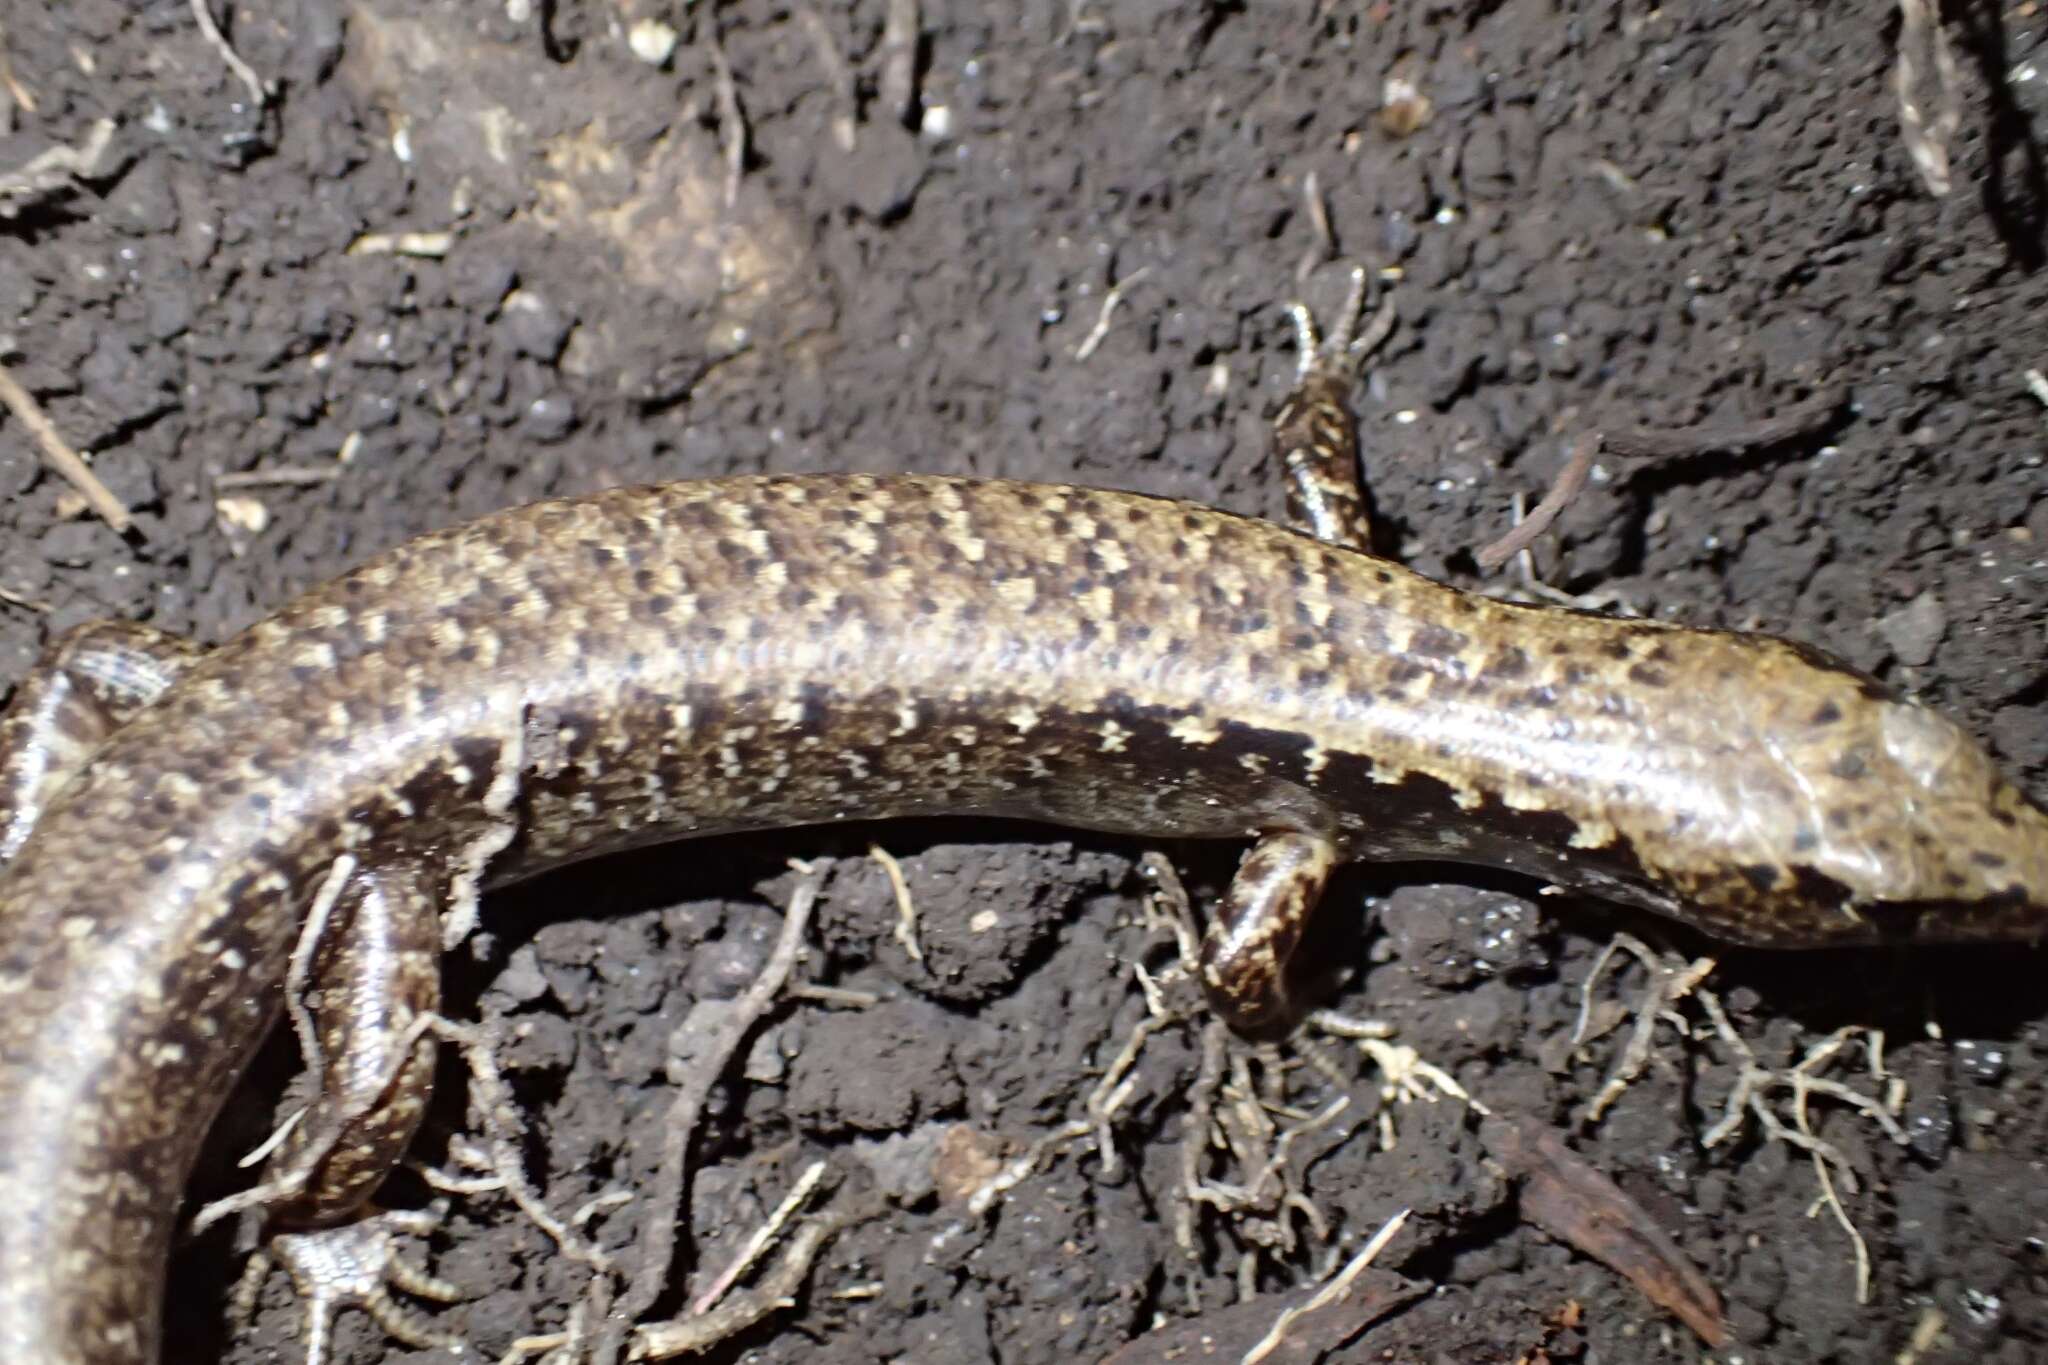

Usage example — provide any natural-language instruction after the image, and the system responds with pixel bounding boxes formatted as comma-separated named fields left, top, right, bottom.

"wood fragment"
left=1479, top=1115, right=1728, bottom=1347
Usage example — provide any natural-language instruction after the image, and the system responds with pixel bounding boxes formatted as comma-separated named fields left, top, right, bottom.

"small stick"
left=0, top=22, right=36, bottom=114
left=785, top=982, right=879, bottom=1009
left=1601, top=390, right=1842, bottom=462
left=879, top=0, right=921, bottom=128
left=189, top=0, right=271, bottom=112
left=1475, top=433, right=1597, bottom=570
left=1301, top=170, right=1335, bottom=268
left=213, top=465, right=344, bottom=489
left=705, top=22, right=748, bottom=207
left=0, top=360, right=132, bottom=533
left=1894, top=0, right=1962, bottom=197
left=0, top=118, right=115, bottom=217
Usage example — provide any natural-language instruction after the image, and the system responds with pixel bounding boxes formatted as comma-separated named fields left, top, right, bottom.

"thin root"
left=1073, top=266, right=1152, bottom=362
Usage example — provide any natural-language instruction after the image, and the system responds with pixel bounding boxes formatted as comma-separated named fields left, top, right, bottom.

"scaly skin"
left=1, top=472, right=2044, bottom=1361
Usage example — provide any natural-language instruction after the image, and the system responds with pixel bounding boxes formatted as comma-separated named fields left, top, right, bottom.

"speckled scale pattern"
left=2, top=471, right=2046, bottom=1360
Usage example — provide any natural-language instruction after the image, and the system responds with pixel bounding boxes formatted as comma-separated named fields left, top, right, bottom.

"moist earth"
left=2, top=2, right=2047, bottom=1362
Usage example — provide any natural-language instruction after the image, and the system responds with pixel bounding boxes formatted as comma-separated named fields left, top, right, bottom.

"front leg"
left=0, top=620, right=200, bottom=869
left=1197, top=270, right=1387, bottom=1036
left=194, top=854, right=464, bottom=1356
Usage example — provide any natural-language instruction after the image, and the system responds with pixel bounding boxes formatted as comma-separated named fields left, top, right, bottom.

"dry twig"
left=0, top=359, right=132, bottom=532
left=1895, top=0, right=1963, bottom=197
left=213, top=465, right=344, bottom=490
left=879, top=0, right=922, bottom=128
left=0, top=118, right=115, bottom=219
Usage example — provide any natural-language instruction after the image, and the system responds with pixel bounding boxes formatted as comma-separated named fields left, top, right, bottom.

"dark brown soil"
left=4, top=2, right=2047, bottom=1362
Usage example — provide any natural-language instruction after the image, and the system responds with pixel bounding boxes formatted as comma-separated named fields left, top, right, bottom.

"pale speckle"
left=1169, top=715, right=1221, bottom=745
left=1008, top=705, right=1042, bottom=734
left=1568, top=819, right=1616, bottom=850
left=1097, top=720, right=1130, bottom=753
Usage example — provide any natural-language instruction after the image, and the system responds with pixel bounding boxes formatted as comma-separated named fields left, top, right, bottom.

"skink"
left=1, top=302, right=2043, bottom=1362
